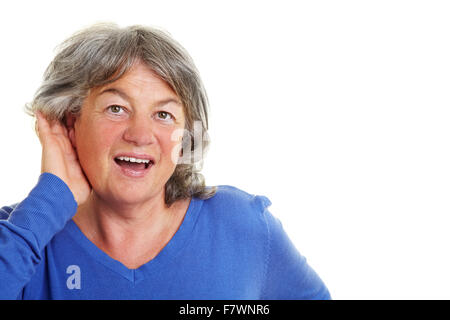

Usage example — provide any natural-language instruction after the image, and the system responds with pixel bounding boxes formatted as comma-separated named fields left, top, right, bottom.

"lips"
left=113, top=153, right=155, bottom=177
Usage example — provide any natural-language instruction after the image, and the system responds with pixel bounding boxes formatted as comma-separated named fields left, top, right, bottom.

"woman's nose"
left=122, top=115, right=156, bottom=146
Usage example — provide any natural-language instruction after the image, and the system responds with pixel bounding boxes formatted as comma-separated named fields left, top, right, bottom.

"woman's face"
left=69, top=61, right=185, bottom=206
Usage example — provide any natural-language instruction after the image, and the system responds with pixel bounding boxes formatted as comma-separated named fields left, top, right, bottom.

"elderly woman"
left=0, top=23, right=330, bottom=300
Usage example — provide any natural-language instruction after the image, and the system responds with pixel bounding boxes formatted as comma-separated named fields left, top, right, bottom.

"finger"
left=49, top=120, right=68, bottom=136
left=35, top=111, right=50, bottom=143
left=37, top=112, right=68, bottom=138
left=34, top=111, right=39, bottom=135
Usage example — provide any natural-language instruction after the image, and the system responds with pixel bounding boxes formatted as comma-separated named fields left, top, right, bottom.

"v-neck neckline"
left=64, top=196, right=203, bottom=283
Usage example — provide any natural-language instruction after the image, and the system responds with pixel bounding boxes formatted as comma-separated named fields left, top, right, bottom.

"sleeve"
left=259, top=200, right=331, bottom=300
left=0, top=173, right=77, bottom=299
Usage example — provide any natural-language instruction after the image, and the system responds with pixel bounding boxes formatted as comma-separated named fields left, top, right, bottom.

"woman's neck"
left=73, top=191, right=190, bottom=269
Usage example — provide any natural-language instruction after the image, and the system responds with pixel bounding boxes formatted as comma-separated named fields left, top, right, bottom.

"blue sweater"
left=0, top=173, right=330, bottom=300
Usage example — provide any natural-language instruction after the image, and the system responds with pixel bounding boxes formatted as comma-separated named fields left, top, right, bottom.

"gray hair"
left=26, top=22, right=216, bottom=206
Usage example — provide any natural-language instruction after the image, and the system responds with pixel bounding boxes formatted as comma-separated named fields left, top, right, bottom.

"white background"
left=1, top=0, right=450, bottom=299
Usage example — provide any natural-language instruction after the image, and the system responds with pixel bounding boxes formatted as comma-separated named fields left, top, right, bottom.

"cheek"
left=158, top=128, right=183, bottom=161
left=75, top=122, right=120, bottom=166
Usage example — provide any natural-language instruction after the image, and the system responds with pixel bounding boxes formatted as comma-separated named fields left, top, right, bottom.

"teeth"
left=116, top=156, right=150, bottom=164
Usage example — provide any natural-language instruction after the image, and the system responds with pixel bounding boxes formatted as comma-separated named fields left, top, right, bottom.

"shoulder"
left=197, top=185, right=273, bottom=236
left=204, top=185, right=272, bottom=212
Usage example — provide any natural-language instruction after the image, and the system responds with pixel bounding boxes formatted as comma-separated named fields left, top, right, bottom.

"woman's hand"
left=36, top=111, right=91, bottom=205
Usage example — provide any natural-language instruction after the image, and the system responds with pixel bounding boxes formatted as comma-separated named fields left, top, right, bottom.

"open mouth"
left=114, top=156, right=154, bottom=170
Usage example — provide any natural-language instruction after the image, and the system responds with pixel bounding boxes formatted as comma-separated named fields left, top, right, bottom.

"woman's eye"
left=157, top=111, right=173, bottom=120
left=108, top=105, right=124, bottom=114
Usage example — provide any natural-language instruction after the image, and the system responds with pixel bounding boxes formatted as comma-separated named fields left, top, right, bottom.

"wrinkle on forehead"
left=91, top=61, right=182, bottom=105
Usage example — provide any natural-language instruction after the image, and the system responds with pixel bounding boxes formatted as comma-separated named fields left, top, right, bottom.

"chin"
left=106, top=184, right=164, bottom=205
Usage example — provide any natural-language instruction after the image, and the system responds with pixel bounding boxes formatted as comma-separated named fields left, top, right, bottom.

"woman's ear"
left=65, top=113, right=77, bottom=149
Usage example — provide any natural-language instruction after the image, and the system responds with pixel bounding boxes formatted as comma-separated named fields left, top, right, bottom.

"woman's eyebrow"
left=99, top=87, right=131, bottom=101
left=98, top=87, right=182, bottom=107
